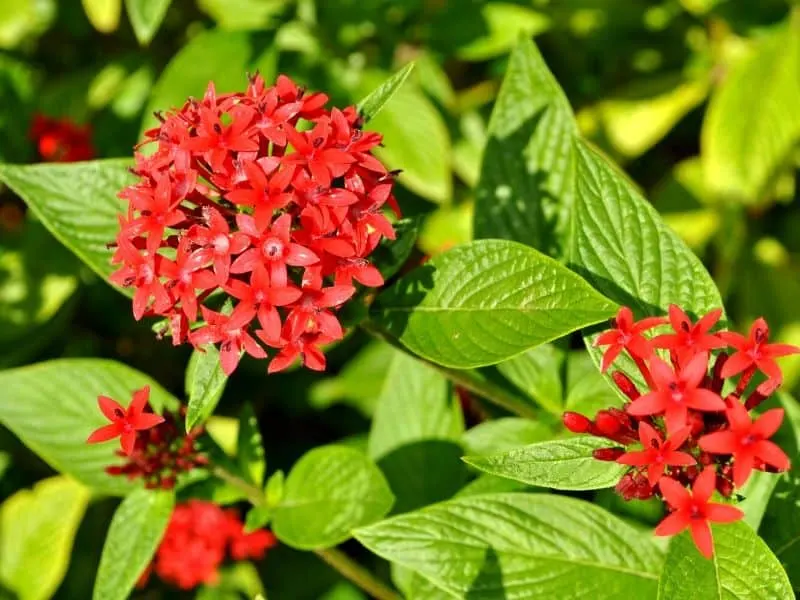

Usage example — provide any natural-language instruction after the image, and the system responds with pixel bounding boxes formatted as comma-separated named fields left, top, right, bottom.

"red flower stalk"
left=139, top=500, right=277, bottom=591
left=654, top=469, right=743, bottom=559
left=103, top=405, right=208, bottom=490
left=564, top=306, right=793, bottom=557
left=87, top=386, right=164, bottom=455
left=30, top=114, right=94, bottom=162
left=112, top=74, right=399, bottom=376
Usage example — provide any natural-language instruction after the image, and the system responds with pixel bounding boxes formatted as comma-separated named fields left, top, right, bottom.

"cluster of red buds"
left=87, top=386, right=206, bottom=489
left=563, top=305, right=798, bottom=558
left=138, top=500, right=277, bottom=590
left=29, top=113, right=94, bottom=162
left=110, top=74, right=400, bottom=375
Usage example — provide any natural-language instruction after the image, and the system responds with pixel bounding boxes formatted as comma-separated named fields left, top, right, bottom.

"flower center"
left=668, top=381, right=684, bottom=403
left=689, top=503, right=704, bottom=520
left=741, top=434, right=758, bottom=446
left=213, top=234, right=230, bottom=254
left=121, top=421, right=134, bottom=434
left=262, top=237, right=284, bottom=259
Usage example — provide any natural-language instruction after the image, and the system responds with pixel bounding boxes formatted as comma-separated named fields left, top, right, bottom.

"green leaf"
left=196, top=563, right=265, bottom=600
left=368, top=349, right=465, bottom=512
left=455, top=474, right=531, bottom=498
left=265, top=469, right=285, bottom=505
left=238, top=403, right=266, bottom=487
left=0, top=477, right=89, bottom=600
left=657, top=522, right=792, bottom=599
left=462, top=417, right=554, bottom=456
left=93, top=489, right=175, bottom=600
left=244, top=505, right=272, bottom=533
left=473, top=38, right=577, bottom=259
left=124, top=0, right=171, bottom=45
left=496, top=344, right=565, bottom=415
left=0, top=160, right=135, bottom=295
left=564, top=350, right=624, bottom=415
left=356, top=62, right=415, bottom=123
left=141, top=30, right=277, bottom=135
left=589, top=74, right=709, bottom=159
left=463, top=436, right=626, bottom=491
left=355, top=493, right=664, bottom=599
left=760, top=454, right=800, bottom=591
left=371, top=217, right=420, bottom=282
left=82, top=0, right=121, bottom=33
left=702, top=16, right=800, bottom=203
left=738, top=470, right=781, bottom=531
left=373, top=239, right=617, bottom=369
left=359, top=72, right=451, bottom=204
left=456, top=4, right=550, bottom=61
left=0, top=358, right=178, bottom=495
left=272, top=445, right=394, bottom=550
left=185, top=345, right=228, bottom=431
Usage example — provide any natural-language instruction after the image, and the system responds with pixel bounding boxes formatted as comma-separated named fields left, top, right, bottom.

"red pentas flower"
left=563, top=305, right=793, bottom=558
left=111, top=74, right=399, bottom=375
left=139, top=500, right=277, bottom=591
left=655, top=469, right=744, bottom=559
left=29, top=113, right=94, bottom=162
left=87, top=386, right=164, bottom=455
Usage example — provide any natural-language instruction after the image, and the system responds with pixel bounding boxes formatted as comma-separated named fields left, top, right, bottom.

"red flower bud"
left=562, top=411, right=592, bottom=433
left=593, top=447, right=625, bottom=461
left=612, top=371, right=641, bottom=400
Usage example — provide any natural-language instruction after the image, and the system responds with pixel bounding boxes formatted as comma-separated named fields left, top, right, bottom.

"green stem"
left=212, top=466, right=400, bottom=600
left=361, top=320, right=538, bottom=419
left=314, top=548, right=402, bottom=600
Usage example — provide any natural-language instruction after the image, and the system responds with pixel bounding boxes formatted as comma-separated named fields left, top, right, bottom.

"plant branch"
left=360, top=319, right=538, bottom=419
left=211, top=466, right=401, bottom=600
left=314, top=548, right=402, bottom=600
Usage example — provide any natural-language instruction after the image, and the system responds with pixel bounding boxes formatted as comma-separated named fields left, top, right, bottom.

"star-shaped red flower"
left=594, top=306, right=666, bottom=372
left=617, top=423, right=695, bottom=486
left=87, top=386, right=164, bottom=455
left=719, top=317, right=800, bottom=394
left=654, top=469, right=744, bottom=558
left=651, top=305, right=725, bottom=366
left=698, top=401, right=790, bottom=487
left=626, top=352, right=725, bottom=434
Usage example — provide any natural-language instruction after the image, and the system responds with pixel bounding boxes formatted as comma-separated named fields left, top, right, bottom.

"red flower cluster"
left=87, top=387, right=207, bottom=489
left=29, top=113, right=94, bottom=162
left=139, top=500, right=277, bottom=590
left=111, top=74, right=399, bottom=375
left=563, top=305, right=797, bottom=558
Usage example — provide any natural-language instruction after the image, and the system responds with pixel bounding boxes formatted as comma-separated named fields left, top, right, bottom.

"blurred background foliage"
left=0, top=0, right=799, bottom=598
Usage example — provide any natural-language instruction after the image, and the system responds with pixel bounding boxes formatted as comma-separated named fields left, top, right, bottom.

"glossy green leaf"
left=272, top=445, right=394, bottom=549
left=359, top=72, right=451, bottom=204
left=196, top=563, right=265, bottom=600
left=738, top=470, right=781, bottom=531
left=0, top=477, right=89, bottom=600
left=463, top=436, right=626, bottom=490
left=93, top=489, right=175, bottom=600
left=237, top=403, right=266, bottom=487
left=474, top=38, right=577, bottom=259
left=82, top=0, right=121, bottom=33
left=456, top=3, right=550, bottom=61
left=244, top=505, right=272, bottom=533
left=496, top=344, right=565, bottom=415
left=702, top=15, right=800, bottom=203
left=355, top=493, right=664, bottom=599
left=185, top=345, right=228, bottom=431
left=0, top=160, right=134, bottom=294
left=462, top=417, right=553, bottom=456
left=373, top=239, right=617, bottom=369
left=357, top=62, right=415, bottom=122
left=368, top=349, right=465, bottom=512
left=564, top=350, right=624, bottom=415
left=760, top=454, right=800, bottom=591
left=141, top=30, right=277, bottom=134
left=657, top=522, right=792, bottom=599
left=124, top=0, right=171, bottom=45
left=0, top=359, right=178, bottom=495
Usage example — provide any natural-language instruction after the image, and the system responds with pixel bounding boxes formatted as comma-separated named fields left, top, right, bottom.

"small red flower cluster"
left=29, top=113, right=94, bottom=162
left=563, top=305, right=798, bottom=558
left=138, top=500, right=277, bottom=590
left=111, top=74, right=399, bottom=375
left=87, top=386, right=207, bottom=489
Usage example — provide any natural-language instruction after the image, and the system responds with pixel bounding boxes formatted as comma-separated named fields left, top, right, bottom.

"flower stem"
left=360, top=319, right=538, bottom=419
left=211, top=465, right=401, bottom=600
left=314, top=548, right=402, bottom=600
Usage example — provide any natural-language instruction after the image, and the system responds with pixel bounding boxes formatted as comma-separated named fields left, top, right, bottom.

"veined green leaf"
left=355, top=493, right=664, bottom=599
left=124, top=0, right=171, bottom=45
left=185, top=345, right=228, bottom=431
left=463, top=436, right=626, bottom=490
left=373, top=239, right=617, bottom=369
left=357, top=62, right=415, bottom=123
